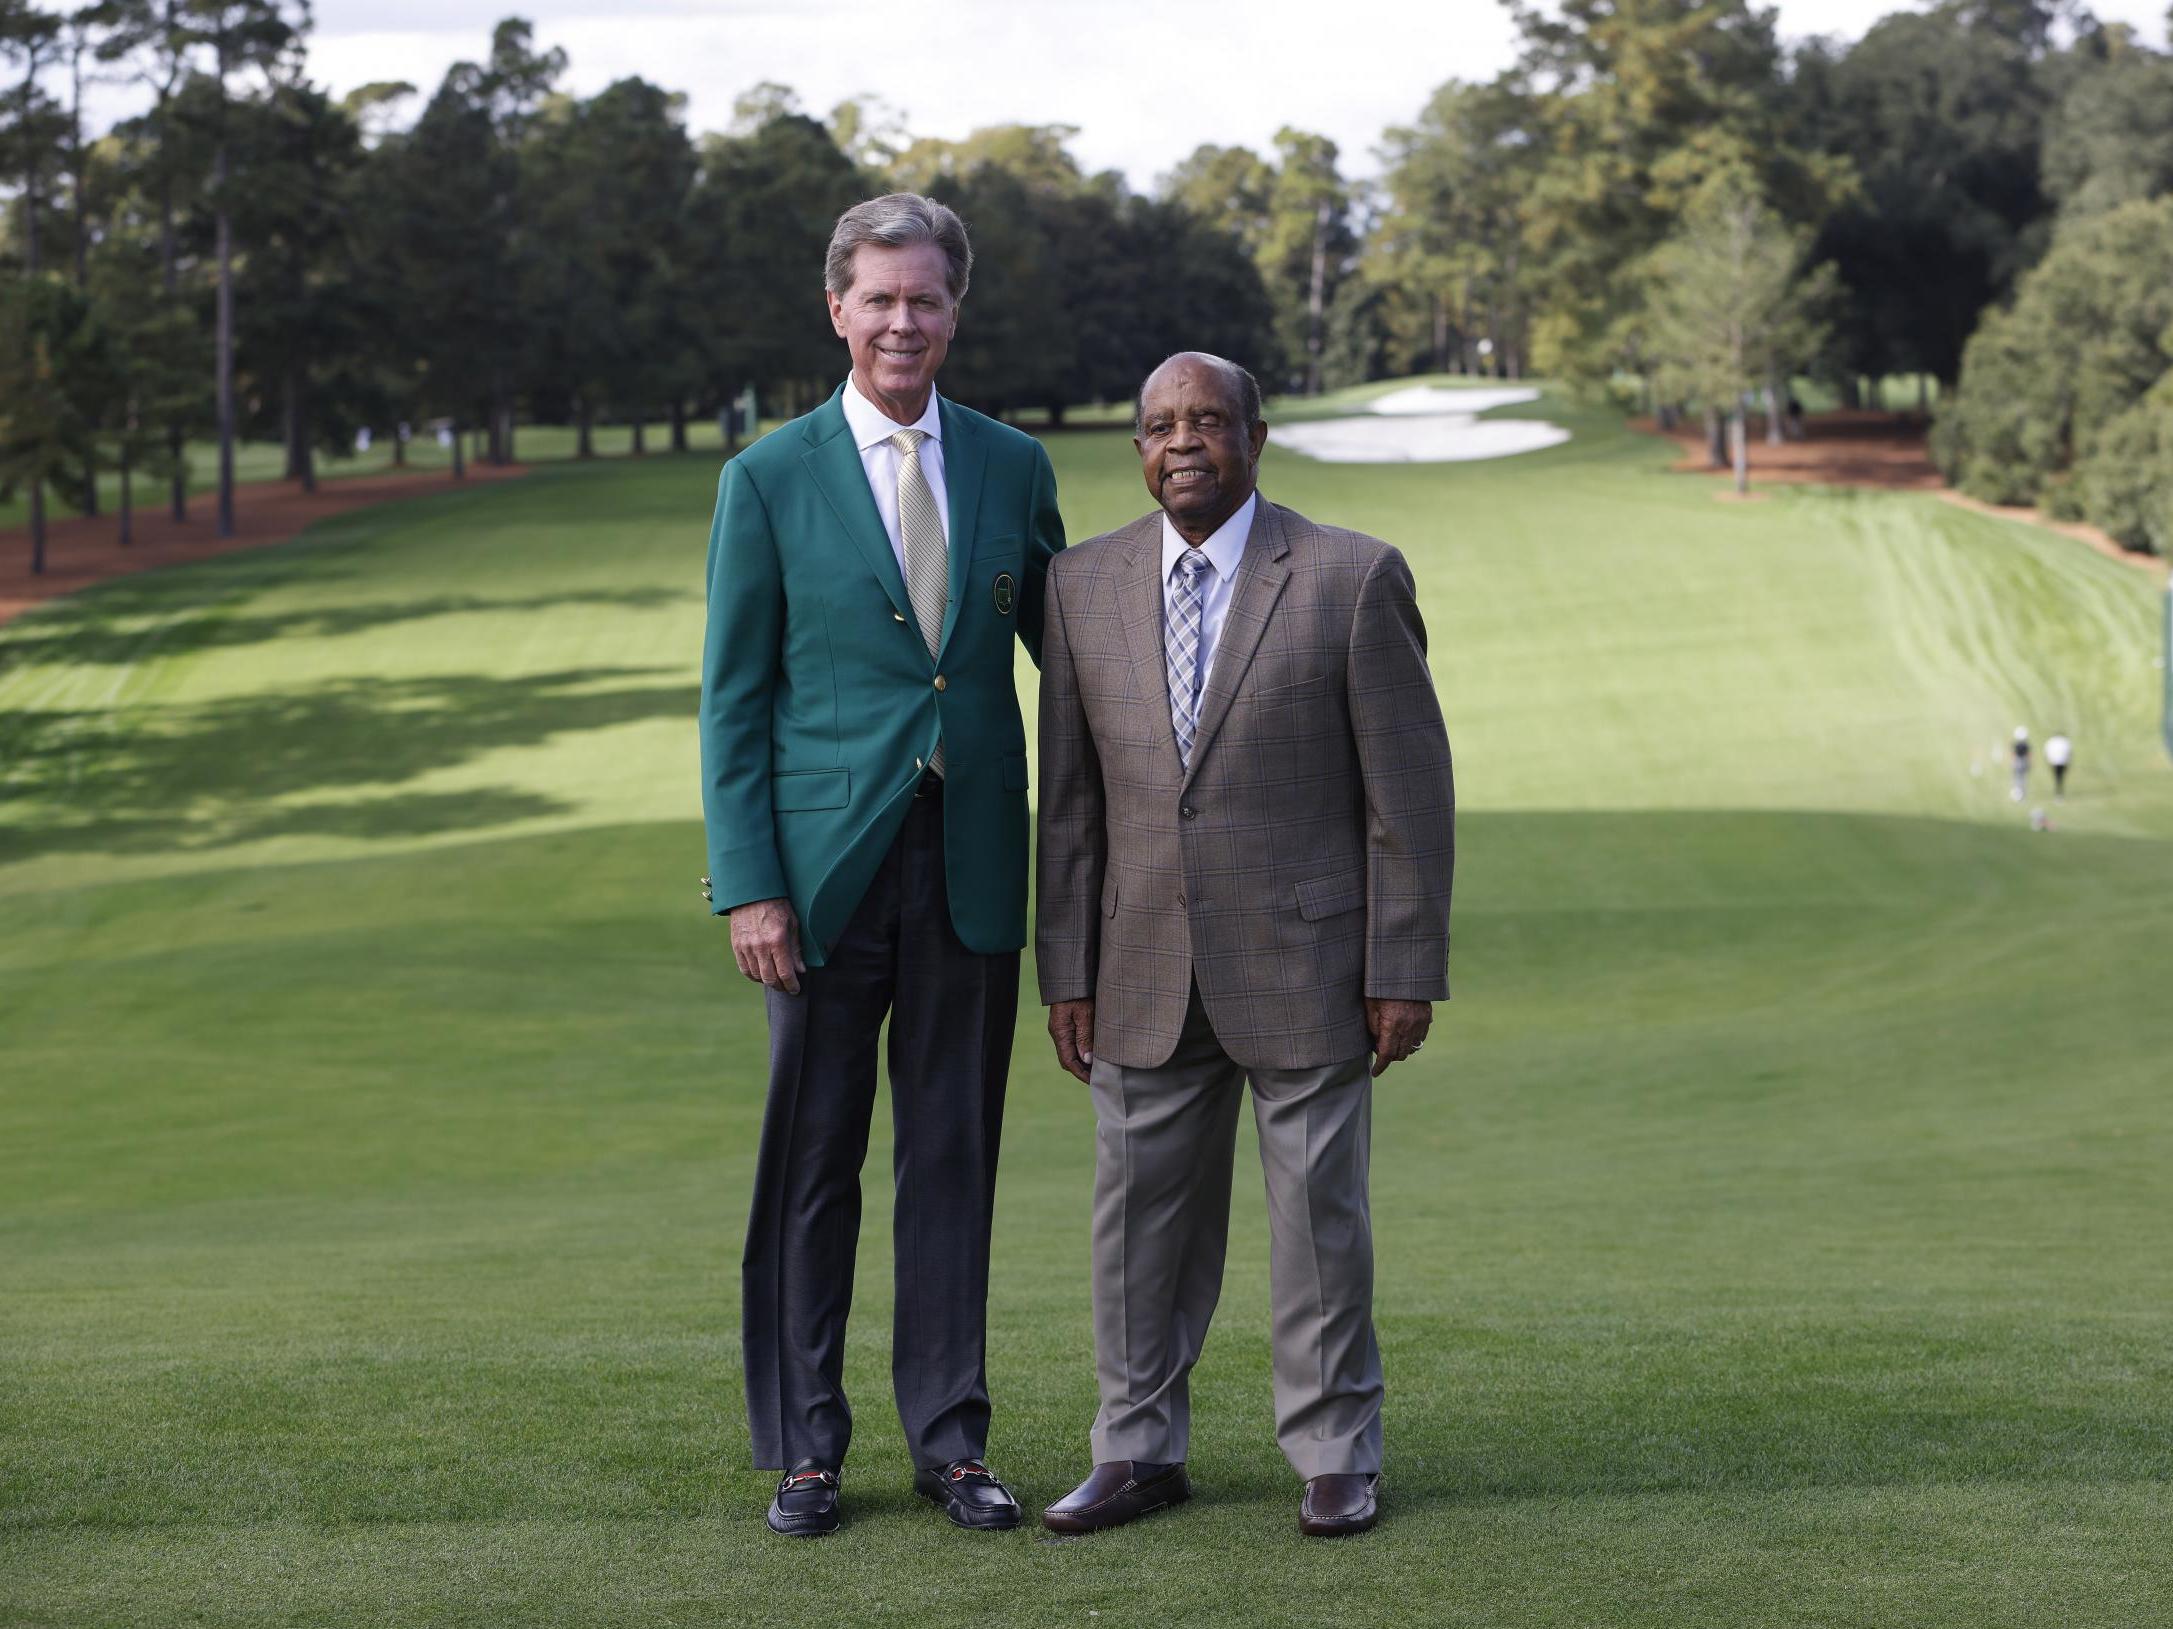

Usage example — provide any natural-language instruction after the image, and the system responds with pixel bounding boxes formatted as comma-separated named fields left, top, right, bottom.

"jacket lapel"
left=1183, top=498, right=1291, bottom=790
left=936, top=397, right=986, bottom=662
left=799, top=390, right=915, bottom=628
left=1116, top=515, right=1180, bottom=766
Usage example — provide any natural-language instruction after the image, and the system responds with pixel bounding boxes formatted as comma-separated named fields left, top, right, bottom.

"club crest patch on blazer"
left=993, top=572, right=1017, bottom=616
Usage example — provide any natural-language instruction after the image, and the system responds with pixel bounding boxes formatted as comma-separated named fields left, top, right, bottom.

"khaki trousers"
left=1086, top=986, right=1382, bottom=1478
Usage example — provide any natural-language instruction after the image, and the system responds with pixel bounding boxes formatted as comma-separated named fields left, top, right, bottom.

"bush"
left=2075, top=380, right=2173, bottom=554
left=1935, top=197, right=2173, bottom=525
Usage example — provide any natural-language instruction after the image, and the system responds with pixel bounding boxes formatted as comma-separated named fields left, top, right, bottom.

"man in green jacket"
left=698, top=193, right=1063, bottom=1537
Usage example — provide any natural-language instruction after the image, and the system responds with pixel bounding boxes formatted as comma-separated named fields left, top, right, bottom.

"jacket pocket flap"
left=1002, top=751, right=1030, bottom=791
left=1295, top=868, right=1365, bottom=922
left=1101, top=877, right=1120, bottom=917
left=772, top=767, right=851, bottom=812
left=1254, top=671, right=1332, bottom=704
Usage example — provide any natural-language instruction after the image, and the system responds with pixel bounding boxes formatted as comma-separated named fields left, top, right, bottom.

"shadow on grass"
left=0, top=667, right=689, bottom=861
left=0, top=584, right=684, bottom=675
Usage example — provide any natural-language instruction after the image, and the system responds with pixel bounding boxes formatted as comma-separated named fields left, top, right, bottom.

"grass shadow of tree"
left=0, top=667, right=691, bottom=861
left=0, top=586, right=687, bottom=675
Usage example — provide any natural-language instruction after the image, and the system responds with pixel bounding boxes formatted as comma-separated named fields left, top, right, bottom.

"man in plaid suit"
left=1034, top=353, right=1455, bottom=1539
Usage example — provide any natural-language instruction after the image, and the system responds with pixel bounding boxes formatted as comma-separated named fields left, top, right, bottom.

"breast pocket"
left=1252, top=671, right=1332, bottom=706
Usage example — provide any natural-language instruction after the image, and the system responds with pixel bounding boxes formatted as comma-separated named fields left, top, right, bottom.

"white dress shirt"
left=841, top=376, right=949, bottom=575
left=1160, top=492, right=1257, bottom=691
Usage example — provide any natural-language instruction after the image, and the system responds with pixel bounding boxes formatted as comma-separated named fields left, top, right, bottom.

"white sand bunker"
left=1270, top=383, right=1571, bottom=464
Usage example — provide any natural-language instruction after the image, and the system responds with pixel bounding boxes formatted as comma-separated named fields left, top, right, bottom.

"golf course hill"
left=3, top=379, right=2168, bottom=1627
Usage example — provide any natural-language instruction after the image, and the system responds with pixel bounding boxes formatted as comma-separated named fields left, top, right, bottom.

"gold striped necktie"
left=890, top=428, right=948, bottom=776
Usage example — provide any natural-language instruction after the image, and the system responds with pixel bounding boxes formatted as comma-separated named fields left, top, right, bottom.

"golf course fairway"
left=3, top=384, right=2169, bottom=1627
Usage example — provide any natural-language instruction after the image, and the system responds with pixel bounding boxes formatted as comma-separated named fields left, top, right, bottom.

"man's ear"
left=1249, top=419, right=1269, bottom=462
left=826, top=289, right=848, bottom=339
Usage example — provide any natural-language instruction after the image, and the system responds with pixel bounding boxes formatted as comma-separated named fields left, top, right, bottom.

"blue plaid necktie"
left=1165, top=548, right=1211, bottom=769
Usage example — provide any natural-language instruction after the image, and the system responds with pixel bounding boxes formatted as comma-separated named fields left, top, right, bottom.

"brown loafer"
left=1041, top=1460, right=1191, bottom=1534
left=1299, top=1471, right=1379, bottom=1536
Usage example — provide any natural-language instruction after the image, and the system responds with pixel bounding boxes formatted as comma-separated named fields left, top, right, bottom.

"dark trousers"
left=741, top=787, right=1019, bottom=1470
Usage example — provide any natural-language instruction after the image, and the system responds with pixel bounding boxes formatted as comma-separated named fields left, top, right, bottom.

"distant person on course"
left=2011, top=726, right=2031, bottom=802
left=2046, top=732, right=2073, bottom=798
left=1033, top=352, right=1454, bottom=1539
left=697, top=192, right=1064, bottom=1538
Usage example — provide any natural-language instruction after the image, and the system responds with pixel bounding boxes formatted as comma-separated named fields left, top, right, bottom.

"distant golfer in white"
left=2010, top=726, right=2031, bottom=802
left=2046, top=732, right=2073, bottom=799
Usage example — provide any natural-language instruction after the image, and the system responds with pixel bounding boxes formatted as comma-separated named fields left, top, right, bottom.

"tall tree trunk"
left=670, top=399, right=687, bottom=452
left=119, top=416, right=135, bottom=547
left=1731, top=409, right=1749, bottom=495
left=20, top=87, right=54, bottom=568
left=393, top=425, right=407, bottom=467
left=283, top=369, right=303, bottom=479
left=294, top=368, right=315, bottom=494
left=70, top=49, right=88, bottom=290
left=23, top=147, right=40, bottom=275
left=1765, top=371, right=1784, bottom=446
left=214, top=147, right=236, bottom=539
left=1304, top=199, right=1329, bottom=396
left=1917, top=373, right=1929, bottom=418
left=502, top=408, right=516, bottom=465
left=576, top=399, right=593, bottom=459
left=631, top=416, right=646, bottom=456
left=161, top=170, right=186, bottom=524
left=168, top=425, right=187, bottom=522
left=1705, top=405, right=1727, bottom=469
left=1432, top=293, right=1448, bottom=374
left=70, top=52, right=97, bottom=519
left=450, top=418, right=465, bottom=480
left=1839, top=374, right=1860, bottom=411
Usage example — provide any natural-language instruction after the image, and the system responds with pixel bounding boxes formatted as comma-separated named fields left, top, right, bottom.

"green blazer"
left=699, top=385, right=1064, bottom=965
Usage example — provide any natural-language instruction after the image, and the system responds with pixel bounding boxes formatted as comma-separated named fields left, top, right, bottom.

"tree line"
left=5, top=0, right=2173, bottom=571
left=1333, top=0, right=2172, bottom=526
left=0, top=7, right=1287, bottom=573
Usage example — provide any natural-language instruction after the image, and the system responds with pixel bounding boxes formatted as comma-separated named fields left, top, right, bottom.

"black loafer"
left=913, top=1458, right=1023, bottom=1530
left=767, top=1459, right=842, bottom=1536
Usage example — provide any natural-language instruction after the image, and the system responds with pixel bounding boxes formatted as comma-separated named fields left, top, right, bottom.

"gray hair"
left=1134, top=352, right=1264, bottom=433
left=824, top=193, right=973, bottom=302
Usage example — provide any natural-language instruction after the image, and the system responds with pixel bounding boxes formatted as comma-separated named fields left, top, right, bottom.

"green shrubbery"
left=1934, top=197, right=2173, bottom=551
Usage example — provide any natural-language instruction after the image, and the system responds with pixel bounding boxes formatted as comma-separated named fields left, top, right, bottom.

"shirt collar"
left=1161, top=492, right=1258, bottom=585
left=843, top=375, right=943, bottom=452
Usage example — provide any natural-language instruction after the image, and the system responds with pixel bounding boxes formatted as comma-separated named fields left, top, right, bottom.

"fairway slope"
left=4, top=396, right=2170, bottom=1627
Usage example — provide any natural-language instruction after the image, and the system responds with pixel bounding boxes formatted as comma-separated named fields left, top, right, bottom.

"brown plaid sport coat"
left=1035, top=497, right=1453, bottom=1071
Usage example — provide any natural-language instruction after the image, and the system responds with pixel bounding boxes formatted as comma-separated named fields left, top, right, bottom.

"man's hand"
left=1048, top=998, right=1095, bottom=1082
left=730, top=897, right=805, bottom=995
left=1365, top=998, right=1432, bottom=1078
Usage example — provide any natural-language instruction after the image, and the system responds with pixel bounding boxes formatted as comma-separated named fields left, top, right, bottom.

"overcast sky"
left=63, top=0, right=2173, bottom=189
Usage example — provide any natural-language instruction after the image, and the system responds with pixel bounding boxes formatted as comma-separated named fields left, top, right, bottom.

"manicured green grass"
left=3, top=384, right=2170, bottom=1626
